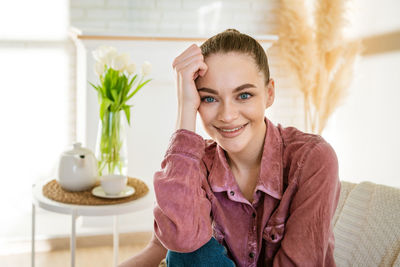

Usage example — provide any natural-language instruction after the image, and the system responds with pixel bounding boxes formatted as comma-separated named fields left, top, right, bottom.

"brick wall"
left=70, top=0, right=278, bottom=36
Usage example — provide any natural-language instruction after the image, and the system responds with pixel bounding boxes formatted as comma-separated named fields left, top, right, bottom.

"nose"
left=218, top=101, right=239, bottom=123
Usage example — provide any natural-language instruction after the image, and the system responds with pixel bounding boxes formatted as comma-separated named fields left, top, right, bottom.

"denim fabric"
left=166, top=237, right=236, bottom=267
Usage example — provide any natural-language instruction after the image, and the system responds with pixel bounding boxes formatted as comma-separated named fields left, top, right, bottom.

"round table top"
left=32, top=179, right=154, bottom=216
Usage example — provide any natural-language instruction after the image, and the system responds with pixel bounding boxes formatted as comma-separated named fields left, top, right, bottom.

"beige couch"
left=159, top=181, right=400, bottom=266
left=333, top=181, right=400, bottom=267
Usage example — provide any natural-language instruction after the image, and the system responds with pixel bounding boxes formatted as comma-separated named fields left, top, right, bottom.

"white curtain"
left=0, top=0, right=75, bottom=242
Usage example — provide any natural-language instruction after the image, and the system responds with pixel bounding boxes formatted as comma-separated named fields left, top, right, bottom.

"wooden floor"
left=1, top=244, right=147, bottom=267
left=0, top=232, right=153, bottom=267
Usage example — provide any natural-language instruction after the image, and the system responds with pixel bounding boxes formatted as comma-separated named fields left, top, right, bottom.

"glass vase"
left=95, top=110, right=128, bottom=177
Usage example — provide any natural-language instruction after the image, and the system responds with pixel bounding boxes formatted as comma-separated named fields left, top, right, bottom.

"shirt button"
left=249, top=252, right=255, bottom=258
left=230, top=191, right=235, bottom=196
left=252, top=212, right=256, bottom=218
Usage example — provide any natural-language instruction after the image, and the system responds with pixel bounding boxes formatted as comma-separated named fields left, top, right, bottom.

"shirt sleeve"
left=153, top=129, right=213, bottom=253
left=273, top=141, right=341, bottom=267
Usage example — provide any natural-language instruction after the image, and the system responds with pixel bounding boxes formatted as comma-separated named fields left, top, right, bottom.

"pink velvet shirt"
left=153, top=117, right=341, bottom=266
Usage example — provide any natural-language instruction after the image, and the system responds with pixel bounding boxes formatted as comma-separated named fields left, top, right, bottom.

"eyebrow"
left=197, top=83, right=256, bottom=95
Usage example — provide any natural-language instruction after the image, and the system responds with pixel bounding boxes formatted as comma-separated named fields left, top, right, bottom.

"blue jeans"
left=166, top=237, right=236, bottom=267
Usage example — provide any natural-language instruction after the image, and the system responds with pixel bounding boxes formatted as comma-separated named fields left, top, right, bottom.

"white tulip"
left=93, top=45, right=117, bottom=65
left=92, top=46, right=105, bottom=62
left=103, top=49, right=118, bottom=67
left=119, top=53, right=130, bottom=68
left=95, top=62, right=105, bottom=76
left=111, top=53, right=129, bottom=71
left=125, top=63, right=136, bottom=75
left=141, top=61, right=152, bottom=76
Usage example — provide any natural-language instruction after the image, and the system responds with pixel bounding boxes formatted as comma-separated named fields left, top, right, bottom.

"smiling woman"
left=120, top=29, right=341, bottom=267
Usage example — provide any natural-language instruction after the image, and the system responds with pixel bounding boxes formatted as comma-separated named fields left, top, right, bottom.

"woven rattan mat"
left=43, top=177, right=149, bottom=205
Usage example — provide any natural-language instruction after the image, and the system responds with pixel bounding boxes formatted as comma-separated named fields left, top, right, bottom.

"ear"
left=265, top=78, right=275, bottom=108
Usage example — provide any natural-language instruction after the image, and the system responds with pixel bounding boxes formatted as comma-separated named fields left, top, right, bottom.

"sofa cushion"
left=333, top=181, right=357, bottom=227
left=333, top=181, right=400, bottom=266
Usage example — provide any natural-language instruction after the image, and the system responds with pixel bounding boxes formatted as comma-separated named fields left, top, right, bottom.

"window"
left=0, top=0, right=74, bottom=242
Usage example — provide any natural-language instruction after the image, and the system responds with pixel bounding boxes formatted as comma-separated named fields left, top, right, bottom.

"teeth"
left=220, top=125, right=244, bottom=132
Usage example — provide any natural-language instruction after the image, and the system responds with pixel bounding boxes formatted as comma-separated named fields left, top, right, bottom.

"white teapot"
left=57, top=142, right=98, bottom=191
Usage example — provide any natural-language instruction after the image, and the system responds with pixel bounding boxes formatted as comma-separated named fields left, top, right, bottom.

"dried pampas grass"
left=277, top=0, right=362, bottom=134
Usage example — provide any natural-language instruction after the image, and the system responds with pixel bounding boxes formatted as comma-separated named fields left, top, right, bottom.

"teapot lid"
left=63, top=142, right=95, bottom=156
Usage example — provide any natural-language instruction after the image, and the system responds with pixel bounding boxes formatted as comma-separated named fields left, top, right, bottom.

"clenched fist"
left=172, top=44, right=208, bottom=132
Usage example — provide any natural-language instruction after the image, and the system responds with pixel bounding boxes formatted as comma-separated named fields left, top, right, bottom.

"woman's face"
left=195, top=52, right=275, bottom=155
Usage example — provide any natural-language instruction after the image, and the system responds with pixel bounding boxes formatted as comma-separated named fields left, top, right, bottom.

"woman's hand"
left=118, top=233, right=167, bottom=267
left=172, top=44, right=208, bottom=132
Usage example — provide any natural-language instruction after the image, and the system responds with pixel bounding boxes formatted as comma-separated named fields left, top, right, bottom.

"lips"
left=219, top=125, right=245, bottom=132
left=215, top=123, right=248, bottom=138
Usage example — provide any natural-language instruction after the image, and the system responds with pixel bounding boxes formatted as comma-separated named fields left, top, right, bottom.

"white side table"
left=31, top=179, right=153, bottom=267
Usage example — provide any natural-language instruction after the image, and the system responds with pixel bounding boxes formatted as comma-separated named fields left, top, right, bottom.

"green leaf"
left=127, top=74, right=138, bottom=90
left=122, top=105, right=131, bottom=125
left=126, top=78, right=152, bottom=101
left=99, top=98, right=113, bottom=120
left=91, top=68, right=151, bottom=125
left=111, top=89, right=119, bottom=103
left=89, top=81, right=101, bottom=92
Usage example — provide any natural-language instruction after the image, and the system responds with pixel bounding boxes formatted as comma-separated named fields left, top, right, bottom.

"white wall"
left=324, top=51, right=400, bottom=187
left=346, top=0, right=400, bottom=38
left=323, top=0, right=400, bottom=188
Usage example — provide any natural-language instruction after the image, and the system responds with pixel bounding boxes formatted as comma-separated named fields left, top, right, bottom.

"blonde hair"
left=200, top=29, right=270, bottom=84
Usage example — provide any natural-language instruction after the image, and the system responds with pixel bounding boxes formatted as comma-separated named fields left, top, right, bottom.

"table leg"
left=113, top=215, right=119, bottom=267
left=71, top=210, right=77, bottom=267
left=31, top=203, right=35, bottom=267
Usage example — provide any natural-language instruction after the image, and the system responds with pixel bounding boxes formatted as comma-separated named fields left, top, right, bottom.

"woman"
left=120, top=29, right=340, bottom=267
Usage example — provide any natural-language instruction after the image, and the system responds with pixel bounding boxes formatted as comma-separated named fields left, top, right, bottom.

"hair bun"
left=225, top=28, right=240, bottom=34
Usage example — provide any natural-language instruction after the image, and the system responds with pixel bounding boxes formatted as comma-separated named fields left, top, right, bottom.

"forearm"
left=176, top=106, right=197, bottom=132
left=153, top=130, right=212, bottom=252
left=118, top=233, right=167, bottom=267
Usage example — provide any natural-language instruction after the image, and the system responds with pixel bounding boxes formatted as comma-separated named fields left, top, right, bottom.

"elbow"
left=153, top=201, right=212, bottom=253
left=160, top=231, right=212, bottom=253
left=154, top=220, right=212, bottom=253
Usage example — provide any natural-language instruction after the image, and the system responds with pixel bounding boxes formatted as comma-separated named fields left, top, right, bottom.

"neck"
left=226, top=121, right=267, bottom=175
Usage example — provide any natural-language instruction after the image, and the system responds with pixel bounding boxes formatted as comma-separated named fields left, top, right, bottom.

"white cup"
left=100, top=174, right=128, bottom=195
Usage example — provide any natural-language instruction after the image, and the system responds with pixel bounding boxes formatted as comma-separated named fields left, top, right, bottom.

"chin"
left=219, top=142, right=246, bottom=155
left=213, top=134, right=249, bottom=154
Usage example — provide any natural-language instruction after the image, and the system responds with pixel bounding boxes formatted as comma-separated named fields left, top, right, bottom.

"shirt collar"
left=208, top=117, right=283, bottom=200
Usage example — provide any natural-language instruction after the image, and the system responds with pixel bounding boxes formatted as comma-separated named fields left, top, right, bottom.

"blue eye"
left=239, top=93, right=251, bottom=100
left=202, top=96, right=216, bottom=103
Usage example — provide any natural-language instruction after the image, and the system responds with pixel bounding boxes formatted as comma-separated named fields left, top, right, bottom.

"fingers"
left=172, top=44, right=202, bottom=70
left=174, top=53, right=203, bottom=72
left=177, top=54, right=207, bottom=79
left=172, top=44, right=208, bottom=118
left=193, top=60, right=208, bottom=80
left=197, top=63, right=208, bottom=77
left=173, top=45, right=208, bottom=83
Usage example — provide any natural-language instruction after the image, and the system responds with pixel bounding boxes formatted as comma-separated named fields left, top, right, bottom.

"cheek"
left=198, top=104, right=217, bottom=119
left=243, top=100, right=266, bottom=117
left=198, top=108, right=217, bottom=136
left=198, top=105, right=213, bottom=125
